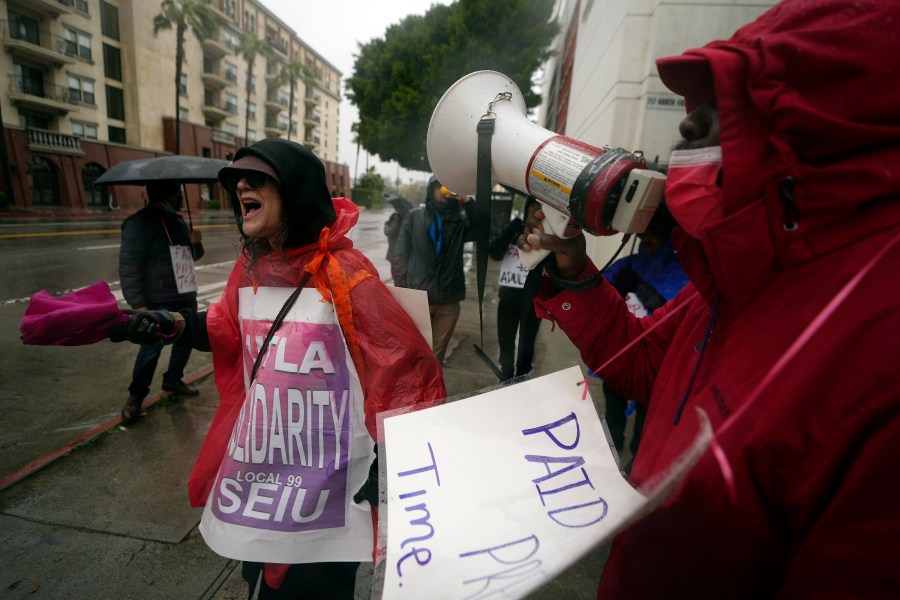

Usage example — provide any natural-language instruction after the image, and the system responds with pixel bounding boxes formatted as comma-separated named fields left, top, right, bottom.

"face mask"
left=664, top=146, right=724, bottom=238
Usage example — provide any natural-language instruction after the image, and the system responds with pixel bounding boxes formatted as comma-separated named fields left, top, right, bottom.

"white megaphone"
left=427, top=70, right=666, bottom=269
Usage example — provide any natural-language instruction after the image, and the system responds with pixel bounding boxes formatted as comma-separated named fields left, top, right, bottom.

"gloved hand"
left=353, top=446, right=379, bottom=507
left=109, top=309, right=185, bottom=345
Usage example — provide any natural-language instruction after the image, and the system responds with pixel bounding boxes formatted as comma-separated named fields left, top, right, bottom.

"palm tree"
left=276, top=60, right=312, bottom=142
left=153, top=0, right=216, bottom=155
left=236, top=32, right=272, bottom=144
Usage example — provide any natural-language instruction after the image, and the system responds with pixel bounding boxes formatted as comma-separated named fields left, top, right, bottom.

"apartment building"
left=0, top=0, right=349, bottom=211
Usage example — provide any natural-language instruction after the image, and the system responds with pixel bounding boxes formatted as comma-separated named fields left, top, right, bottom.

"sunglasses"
left=224, top=170, right=273, bottom=193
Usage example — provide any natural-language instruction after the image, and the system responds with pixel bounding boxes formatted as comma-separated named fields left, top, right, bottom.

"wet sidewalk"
left=0, top=258, right=615, bottom=600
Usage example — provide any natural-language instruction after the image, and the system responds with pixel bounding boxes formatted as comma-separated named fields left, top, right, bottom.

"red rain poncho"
left=188, top=199, right=446, bottom=507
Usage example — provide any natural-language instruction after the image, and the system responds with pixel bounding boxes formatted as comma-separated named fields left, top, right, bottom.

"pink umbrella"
left=20, top=282, right=127, bottom=346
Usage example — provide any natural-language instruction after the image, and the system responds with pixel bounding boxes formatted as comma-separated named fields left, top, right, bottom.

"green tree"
left=346, top=0, right=558, bottom=170
left=276, top=60, right=312, bottom=142
left=153, top=0, right=217, bottom=155
left=357, top=166, right=385, bottom=193
left=237, top=32, right=273, bottom=143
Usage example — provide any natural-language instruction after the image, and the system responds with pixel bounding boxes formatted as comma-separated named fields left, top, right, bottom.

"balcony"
left=198, top=0, right=230, bottom=23
left=27, top=127, right=84, bottom=156
left=201, top=65, right=232, bottom=90
left=303, top=136, right=318, bottom=151
left=304, top=89, right=320, bottom=107
left=303, top=113, right=320, bottom=128
left=7, top=0, right=75, bottom=19
left=265, top=35, right=288, bottom=59
left=201, top=34, right=229, bottom=57
left=265, top=91, right=287, bottom=113
left=265, top=61, right=283, bottom=83
left=1, top=21, right=76, bottom=68
left=202, top=99, right=237, bottom=121
left=264, top=119, right=287, bottom=138
left=8, top=76, right=78, bottom=115
left=211, top=128, right=236, bottom=146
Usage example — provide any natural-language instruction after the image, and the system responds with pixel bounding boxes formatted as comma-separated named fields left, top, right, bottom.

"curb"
left=0, top=365, right=215, bottom=493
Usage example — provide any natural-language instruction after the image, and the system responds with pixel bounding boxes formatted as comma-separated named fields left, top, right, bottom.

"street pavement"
left=0, top=214, right=623, bottom=600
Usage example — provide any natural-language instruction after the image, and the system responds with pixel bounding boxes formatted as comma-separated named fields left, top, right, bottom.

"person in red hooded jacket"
left=520, top=0, right=900, bottom=597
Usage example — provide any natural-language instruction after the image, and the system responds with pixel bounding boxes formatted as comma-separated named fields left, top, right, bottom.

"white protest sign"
left=388, top=286, right=432, bottom=348
left=498, top=244, right=528, bottom=289
left=377, top=366, right=712, bottom=599
left=169, top=245, right=197, bottom=294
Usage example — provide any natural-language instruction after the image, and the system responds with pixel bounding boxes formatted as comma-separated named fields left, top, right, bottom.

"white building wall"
left=540, top=0, right=776, bottom=260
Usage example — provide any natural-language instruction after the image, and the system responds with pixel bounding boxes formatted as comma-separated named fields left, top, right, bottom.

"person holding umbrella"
left=119, top=180, right=204, bottom=423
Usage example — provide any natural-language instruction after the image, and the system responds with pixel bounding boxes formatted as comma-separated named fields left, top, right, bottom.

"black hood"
left=220, top=138, right=336, bottom=246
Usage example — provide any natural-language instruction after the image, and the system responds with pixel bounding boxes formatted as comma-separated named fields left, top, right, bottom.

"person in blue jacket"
left=602, top=203, right=687, bottom=470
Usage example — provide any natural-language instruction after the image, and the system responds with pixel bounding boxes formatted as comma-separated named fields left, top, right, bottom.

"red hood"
left=658, top=0, right=900, bottom=302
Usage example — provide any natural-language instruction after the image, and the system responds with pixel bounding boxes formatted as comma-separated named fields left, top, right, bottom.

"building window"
left=224, top=62, right=238, bottom=84
left=19, top=110, right=50, bottom=130
left=100, top=1, right=120, bottom=40
left=9, top=11, right=40, bottom=45
left=68, top=75, right=96, bottom=105
left=64, top=27, right=93, bottom=61
left=13, top=63, right=44, bottom=98
left=28, top=156, right=60, bottom=206
left=248, top=101, right=256, bottom=120
left=72, top=120, right=98, bottom=139
left=179, top=73, right=188, bottom=96
left=106, top=85, right=125, bottom=120
left=224, top=30, right=238, bottom=51
left=278, top=114, right=289, bottom=131
left=249, top=74, right=256, bottom=94
left=225, top=122, right=238, bottom=135
left=74, top=0, right=89, bottom=15
left=224, top=0, right=236, bottom=19
left=108, top=125, right=126, bottom=143
left=247, top=128, right=256, bottom=142
left=243, top=11, right=255, bottom=33
left=179, top=107, right=190, bottom=122
left=82, top=163, right=106, bottom=206
left=103, top=44, right=122, bottom=80
left=224, top=92, right=238, bottom=114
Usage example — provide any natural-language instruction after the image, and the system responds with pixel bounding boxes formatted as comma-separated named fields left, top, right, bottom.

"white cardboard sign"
left=377, top=366, right=711, bottom=599
left=169, top=245, right=198, bottom=294
left=498, top=244, right=528, bottom=289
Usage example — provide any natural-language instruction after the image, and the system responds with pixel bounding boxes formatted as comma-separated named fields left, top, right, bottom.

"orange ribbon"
left=304, top=227, right=370, bottom=408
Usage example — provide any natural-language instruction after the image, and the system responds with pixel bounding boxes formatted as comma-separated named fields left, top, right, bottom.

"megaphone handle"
left=519, top=203, right=571, bottom=270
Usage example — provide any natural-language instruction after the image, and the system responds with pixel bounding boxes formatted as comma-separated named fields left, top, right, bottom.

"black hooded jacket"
left=119, top=205, right=204, bottom=308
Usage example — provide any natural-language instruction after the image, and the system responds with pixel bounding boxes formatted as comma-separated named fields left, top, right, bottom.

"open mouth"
left=242, top=199, right=262, bottom=217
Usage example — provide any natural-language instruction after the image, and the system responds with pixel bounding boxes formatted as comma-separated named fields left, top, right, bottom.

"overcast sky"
left=259, top=0, right=451, bottom=186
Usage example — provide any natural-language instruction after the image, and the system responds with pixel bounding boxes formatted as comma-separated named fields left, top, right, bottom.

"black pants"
left=603, top=383, right=647, bottom=458
left=244, top=561, right=360, bottom=600
left=496, top=294, right=542, bottom=380
left=128, top=297, right=197, bottom=400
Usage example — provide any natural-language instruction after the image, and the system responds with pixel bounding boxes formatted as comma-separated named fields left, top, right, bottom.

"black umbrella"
left=94, top=156, right=229, bottom=228
left=383, top=192, right=413, bottom=219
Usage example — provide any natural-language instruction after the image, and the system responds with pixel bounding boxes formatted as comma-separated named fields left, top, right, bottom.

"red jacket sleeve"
left=533, top=259, right=690, bottom=403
